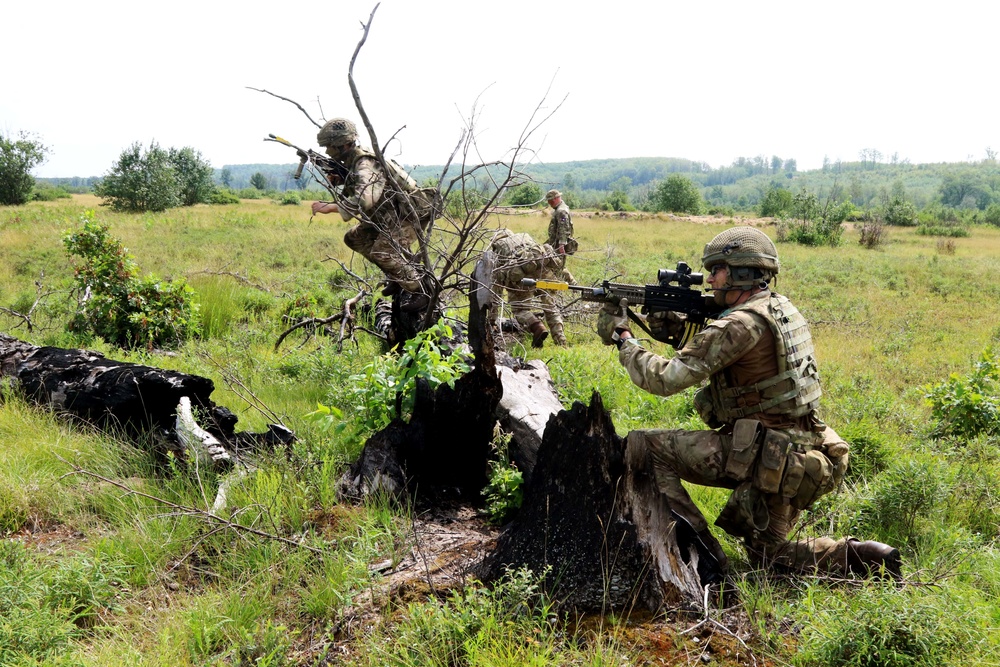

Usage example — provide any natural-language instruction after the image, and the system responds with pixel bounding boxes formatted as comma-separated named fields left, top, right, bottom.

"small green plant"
left=925, top=347, right=1000, bottom=438
left=855, top=458, right=949, bottom=546
left=63, top=210, right=201, bottom=349
left=316, top=321, right=470, bottom=437
left=482, top=426, right=524, bottom=524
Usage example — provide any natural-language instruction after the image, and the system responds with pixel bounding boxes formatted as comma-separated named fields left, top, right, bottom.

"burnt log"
left=476, top=392, right=709, bottom=611
left=0, top=333, right=292, bottom=460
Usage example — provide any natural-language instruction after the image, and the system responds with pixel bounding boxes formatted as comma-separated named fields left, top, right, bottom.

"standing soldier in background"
left=489, top=229, right=568, bottom=348
left=596, top=226, right=901, bottom=579
left=545, top=189, right=577, bottom=285
left=309, top=118, right=430, bottom=312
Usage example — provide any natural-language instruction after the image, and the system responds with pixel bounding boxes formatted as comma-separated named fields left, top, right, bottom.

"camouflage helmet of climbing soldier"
left=317, top=118, right=358, bottom=147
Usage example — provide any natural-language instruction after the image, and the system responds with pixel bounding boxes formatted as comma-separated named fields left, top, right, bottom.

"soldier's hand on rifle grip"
left=597, top=298, right=630, bottom=346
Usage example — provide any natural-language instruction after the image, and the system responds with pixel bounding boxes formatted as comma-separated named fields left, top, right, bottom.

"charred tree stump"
left=337, top=255, right=502, bottom=501
left=477, top=392, right=708, bottom=611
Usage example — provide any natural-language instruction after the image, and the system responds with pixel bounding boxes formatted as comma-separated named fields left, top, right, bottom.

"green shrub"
left=31, top=182, right=73, bottom=201
left=208, top=188, right=240, bottom=204
left=916, top=224, right=970, bottom=238
left=984, top=202, right=1000, bottom=227
left=855, top=459, right=949, bottom=546
left=63, top=211, right=201, bottom=349
left=776, top=217, right=844, bottom=246
left=278, top=190, right=302, bottom=206
left=758, top=185, right=792, bottom=217
left=881, top=198, right=918, bottom=226
left=315, top=321, right=470, bottom=438
left=924, top=347, right=1000, bottom=438
left=652, top=174, right=702, bottom=214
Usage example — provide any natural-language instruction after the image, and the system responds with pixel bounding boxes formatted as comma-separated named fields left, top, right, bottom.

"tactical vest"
left=708, top=293, right=822, bottom=423
left=345, top=150, right=442, bottom=229
left=491, top=231, right=556, bottom=285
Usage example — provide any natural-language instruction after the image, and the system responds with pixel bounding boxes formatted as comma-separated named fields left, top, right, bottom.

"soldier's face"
left=548, top=197, right=560, bottom=207
left=707, top=264, right=734, bottom=306
left=325, top=142, right=353, bottom=161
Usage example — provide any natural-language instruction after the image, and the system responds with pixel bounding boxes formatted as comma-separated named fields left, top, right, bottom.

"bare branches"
left=246, top=87, right=324, bottom=128
left=274, top=289, right=368, bottom=352
left=0, top=273, right=63, bottom=333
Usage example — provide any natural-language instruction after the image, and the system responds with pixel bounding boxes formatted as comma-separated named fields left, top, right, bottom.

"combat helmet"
left=546, top=189, right=562, bottom=200
left=317, top=118, right=358, bottom=147
left=701, top=226, right=780, bottom=283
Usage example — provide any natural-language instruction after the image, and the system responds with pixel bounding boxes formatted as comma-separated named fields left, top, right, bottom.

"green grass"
left=3, top=196, right=1000, bottom=664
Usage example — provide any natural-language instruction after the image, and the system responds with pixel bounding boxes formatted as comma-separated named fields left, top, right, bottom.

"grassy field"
left=2, top=195, right=1000, bottom=665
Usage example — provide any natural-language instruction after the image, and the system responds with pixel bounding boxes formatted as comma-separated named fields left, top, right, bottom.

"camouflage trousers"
left=344, top=220, right=422, bottom=293
left=492, top=283, right=566, bottom=345
left=626, top=426, right=855, bottom=574
left=550, top=253, right=575, bottom=285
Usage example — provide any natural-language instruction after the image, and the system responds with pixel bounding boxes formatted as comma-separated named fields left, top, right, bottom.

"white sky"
left=4, top=0, right=997, bottom=178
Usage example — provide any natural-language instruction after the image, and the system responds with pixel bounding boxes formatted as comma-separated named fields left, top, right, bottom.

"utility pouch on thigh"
left=754, top=428, right=791, bottom=494
left=725, top=419, right=762, bottom=481
left=781, top=450, right=806, bottom=501
left=790, top=450, right=834, bottom=510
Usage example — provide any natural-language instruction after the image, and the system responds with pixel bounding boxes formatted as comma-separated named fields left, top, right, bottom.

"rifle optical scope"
left=657, top=261, right=704, bottom=287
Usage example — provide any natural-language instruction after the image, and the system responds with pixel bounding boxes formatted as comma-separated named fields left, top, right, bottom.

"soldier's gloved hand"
left=646, top=310, right=686, bottom=343
left=596, top=300, right=630, bottom=346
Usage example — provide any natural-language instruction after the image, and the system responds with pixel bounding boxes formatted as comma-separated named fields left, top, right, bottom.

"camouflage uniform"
left=546, top=193, right=576, bottom=285
left=329, top=147, right=426, bottom=293
left=489, top=230, right=567, bottom=346
left=619, top=290, right=856, bottom=573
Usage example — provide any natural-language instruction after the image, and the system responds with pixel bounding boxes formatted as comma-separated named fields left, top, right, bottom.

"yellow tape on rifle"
left=533, top=280, right=569, bottom=290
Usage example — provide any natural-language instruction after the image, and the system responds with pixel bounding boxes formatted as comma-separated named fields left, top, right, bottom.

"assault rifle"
left=263, top=134, right=349, bottom=186
left=522, top=261, right=722, bottom=343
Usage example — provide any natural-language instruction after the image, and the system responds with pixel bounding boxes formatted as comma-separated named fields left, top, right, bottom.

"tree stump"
left=476, top=392, right=709, bottom=611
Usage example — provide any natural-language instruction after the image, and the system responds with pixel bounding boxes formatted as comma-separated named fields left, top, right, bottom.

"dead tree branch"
left=246, top=87, right=324, bottom=128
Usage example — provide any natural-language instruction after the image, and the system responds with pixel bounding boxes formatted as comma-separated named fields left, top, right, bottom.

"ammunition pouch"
left=564, top=237, right=579, bottom=255
left=724, top=418, right=762, bottom=480
left=755, top=428, right=791, bottom=494
left=723, top=421, right=838, bottom=513
left=716, top=481, right=770, bottom=537
left=782, top=449, right=835, bottom=510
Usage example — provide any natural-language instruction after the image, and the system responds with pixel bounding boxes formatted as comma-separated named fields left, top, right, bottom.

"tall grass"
left=3, top=196, right=1000, bottom=664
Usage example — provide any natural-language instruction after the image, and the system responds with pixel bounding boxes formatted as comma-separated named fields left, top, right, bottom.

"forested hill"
left=41, top=155, right=1000, bottom=215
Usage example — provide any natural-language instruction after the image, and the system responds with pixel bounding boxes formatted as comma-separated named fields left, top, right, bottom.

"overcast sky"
left=4, top=0, right=997, bottom=178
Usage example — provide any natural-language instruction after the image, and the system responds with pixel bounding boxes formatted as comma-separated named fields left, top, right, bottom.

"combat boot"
left=528, top=321, right=548, bottom=348
left=846, top=539, right=902, bottom=579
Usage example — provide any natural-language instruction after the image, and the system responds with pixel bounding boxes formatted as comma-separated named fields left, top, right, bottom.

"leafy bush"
left=319, top=321, right=470, bottom=437
left=984, top=202, right=1000, bottom=227
left=837, top=421, right=891, bottom=482
left=916, top=223, right=969, bottom=237
left=925, top=347, right=1000, bottom=438
left=63, top=211, right=201, bottom=349
left=855, top=458, right=949, bottom=546
left=881, top=197, right=917, bottom=226
left=0, top=130, right=49, bottom=206
left=758, top=185, right=792, bottom=217
left=94, top=142, right=215, bottom=212
left=505, top=182, right=542, bottom=207
left=776, top=217, right=844, bottom=246
left=208, top=188, right=240, bottom=204
left=652, top=174, right=702, bottom=214
left=31, top=182, right=73, bottom=201
left=278, top=190, right=302, bottom=206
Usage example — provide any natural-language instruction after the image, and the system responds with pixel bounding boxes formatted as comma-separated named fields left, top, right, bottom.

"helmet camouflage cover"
left=317, top=118, right=358, bottom=147
left=701, top=226, right=780, bottom=276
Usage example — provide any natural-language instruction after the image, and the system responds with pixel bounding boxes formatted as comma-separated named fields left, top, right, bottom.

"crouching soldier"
left=597, top=226, right=901, bottom=578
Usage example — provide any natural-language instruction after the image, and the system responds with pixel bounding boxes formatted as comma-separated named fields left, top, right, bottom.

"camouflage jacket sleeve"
left=618, top=310, right=767, bottom=397
left=547, top=205, right=573, bottom=246
left=338, top=156, right=384, bottom=222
